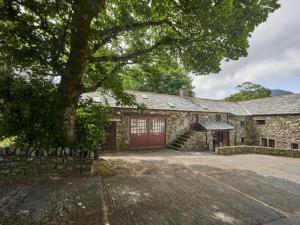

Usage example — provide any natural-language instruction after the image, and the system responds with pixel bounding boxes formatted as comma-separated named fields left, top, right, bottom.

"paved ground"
left=100, top=149, right=300, bottom=225
left=0, top=176, right=103, bottom=225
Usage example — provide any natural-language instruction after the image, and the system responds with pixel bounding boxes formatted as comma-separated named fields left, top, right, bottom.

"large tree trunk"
left=58, top=0, right=105, bottom=145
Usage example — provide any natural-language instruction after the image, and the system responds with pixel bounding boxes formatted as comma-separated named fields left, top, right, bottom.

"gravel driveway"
left=100, top=149, right=300, bottom=225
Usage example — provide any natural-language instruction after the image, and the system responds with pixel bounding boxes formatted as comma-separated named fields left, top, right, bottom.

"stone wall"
left=253, top=115, right=300, bottom=149
left=0, top=147, right=95, bottom=177
left=228, top=115, right=247, bottom=146
left=179, top=131, right=207, bottom=151
left=113, top=109, right=243, bottom=150
left=217, top=146, right=300, bottom=158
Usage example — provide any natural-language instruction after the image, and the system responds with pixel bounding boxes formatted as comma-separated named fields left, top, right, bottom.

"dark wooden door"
left=189, top=114, right=199, bottom=130
left=129, top=115, right=166, bottom=149
left=102, top=122, right=117, bottom=150
left=149, top=117, right=166, bottom=147
left=212, top=130, right=230, bottom=150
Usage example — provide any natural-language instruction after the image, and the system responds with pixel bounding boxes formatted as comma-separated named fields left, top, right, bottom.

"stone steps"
left=168, top=131, right=206, bottom=151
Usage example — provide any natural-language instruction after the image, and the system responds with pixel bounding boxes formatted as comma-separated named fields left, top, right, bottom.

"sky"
left=192, top=0, right=300, bottom=99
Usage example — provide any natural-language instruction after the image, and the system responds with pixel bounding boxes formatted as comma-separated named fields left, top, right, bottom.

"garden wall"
left=0, top=147, right=96, bottom=177
left=216, top=146, right=300, bottom=158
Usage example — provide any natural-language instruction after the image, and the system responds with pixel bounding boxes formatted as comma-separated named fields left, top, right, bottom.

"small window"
left=268, top=139, right=275, bottom=148
left=256, top=120, right=265, bottom=125
left=240, top=121, right=245, bottom=127
left=291, top=143, right=299, bottom=149
left=241, top=137, right=245, bottom=144
left=261, top=138, right=268, bottom=147
left=216, top=115, right=221, bottom=122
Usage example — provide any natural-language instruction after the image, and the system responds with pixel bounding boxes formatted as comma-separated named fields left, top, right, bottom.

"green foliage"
left=0, top=0, right=280, bottom=146
left=0, top=68, right=64, bottom=147
left=75, top=100, right=112, bottom=149
left=244, top=117, right=259, bottom=146
left=123, top=63, right=194, bottom=96
left=226, top=82, right=272, bottom=102
left=0, top=137, right=15, bottom=148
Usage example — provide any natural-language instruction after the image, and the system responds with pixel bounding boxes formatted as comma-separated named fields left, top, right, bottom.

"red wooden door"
left=129, top=115, right=166, bottom=149
left=189, top=114, right=198, bottom=130
left=149, top=117, right=166, bottom=147
left=129, top=116, right=149, bottom=148
left=223, top=131, right=230, bottom=146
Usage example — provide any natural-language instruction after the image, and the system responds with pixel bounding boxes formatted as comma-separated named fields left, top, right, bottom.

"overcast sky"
left=192, top=0, right=300, bottom=99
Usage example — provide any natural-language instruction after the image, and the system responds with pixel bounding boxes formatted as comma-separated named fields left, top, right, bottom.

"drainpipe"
left=206, top=131, right=208, bottom=150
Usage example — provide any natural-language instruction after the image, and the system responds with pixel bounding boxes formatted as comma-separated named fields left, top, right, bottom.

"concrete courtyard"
left=1, top=149, right=300, bottom=225
left=100, top=149, right=300, bottom=225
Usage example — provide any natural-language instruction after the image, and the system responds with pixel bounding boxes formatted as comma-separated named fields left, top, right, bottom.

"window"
left=261, top=138, right=268, bottom=147
left=256, top=120, right=265, bottom=125
left=268, top=139, right=275, bottom=148
left=150, top=118, right=165, bottom=134
left=240, top=121, right=245, bottom=127
left=216, top=115, right=221, bottom=122
left=291, top=143, right=299, bottom=149
left=241, top=137, right=245, bottom=144
left=130, top=119, right=147, bottom=134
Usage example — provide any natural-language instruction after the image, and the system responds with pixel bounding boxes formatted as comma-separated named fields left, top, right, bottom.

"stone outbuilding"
left=82, top=91, right=300, bottom=151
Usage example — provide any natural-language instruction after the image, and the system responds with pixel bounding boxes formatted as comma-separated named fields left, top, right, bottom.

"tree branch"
left=90, top=37, right=177, bottom=63
left=82, top=62, right=127, bottom=93
left=91, top=18, right=170, bottom=53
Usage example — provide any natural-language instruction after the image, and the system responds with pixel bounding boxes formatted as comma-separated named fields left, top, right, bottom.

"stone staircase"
left=168, top=130, right=207, bottom=151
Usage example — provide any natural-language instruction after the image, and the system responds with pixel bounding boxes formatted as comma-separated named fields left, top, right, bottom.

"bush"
left=75, top=100, right=113, bottom=149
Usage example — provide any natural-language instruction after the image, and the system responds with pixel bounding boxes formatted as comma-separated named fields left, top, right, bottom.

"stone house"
left=82, top=91, right=300, bottom=151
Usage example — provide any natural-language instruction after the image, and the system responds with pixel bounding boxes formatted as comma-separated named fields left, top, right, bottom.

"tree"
left=123, top=63, right=194, bottom=96
left=244, top=117, right=259, bottom=146
left=226, top=82, right=272, bottom=102
left=0, top=0, right=280, bottom=146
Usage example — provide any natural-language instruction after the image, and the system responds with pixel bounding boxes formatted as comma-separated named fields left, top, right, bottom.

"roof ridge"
left=238, top=102, right=252, bottom=115
left=238, top=93, right=300, bottom=103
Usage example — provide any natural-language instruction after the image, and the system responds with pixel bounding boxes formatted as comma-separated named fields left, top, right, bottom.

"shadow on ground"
left=99, top=158, right=300, bottom=225
left=0, top=176, right=103, bottom=225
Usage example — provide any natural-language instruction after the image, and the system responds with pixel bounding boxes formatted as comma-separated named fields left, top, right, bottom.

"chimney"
left=179, top=87, right=189, bottom=99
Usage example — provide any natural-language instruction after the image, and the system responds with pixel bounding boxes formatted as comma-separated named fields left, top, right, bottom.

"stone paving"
left=101, top=150, right=300, bottom=225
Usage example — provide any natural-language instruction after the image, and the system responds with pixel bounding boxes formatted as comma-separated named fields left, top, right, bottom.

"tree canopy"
left=123, top=62, right=194, bottom=96
left=225, top=82, right=272, bottom=102
left=0, top=0, right=280, bottom=146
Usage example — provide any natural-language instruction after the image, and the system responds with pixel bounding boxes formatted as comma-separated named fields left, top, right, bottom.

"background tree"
left=226, top=82, right=272, bottom=102
left=0, top=0, right=280, bottom=146
left=244, top=117, right=260, bottom=146
left=123, top=62, right=194, bottom=96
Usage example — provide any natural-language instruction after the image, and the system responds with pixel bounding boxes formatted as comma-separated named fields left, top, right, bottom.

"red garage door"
left=129, top=115, right=166, bottom=149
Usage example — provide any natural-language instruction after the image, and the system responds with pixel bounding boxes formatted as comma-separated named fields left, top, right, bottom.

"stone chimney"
left=179, top=87, right=189, bottom=99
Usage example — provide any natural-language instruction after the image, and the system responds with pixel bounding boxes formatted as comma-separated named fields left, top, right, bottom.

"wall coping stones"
left=216, top=146, right=300, bottom=158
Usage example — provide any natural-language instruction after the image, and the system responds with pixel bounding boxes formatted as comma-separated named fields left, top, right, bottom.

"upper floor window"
left=216, top=115, right=221, bottom=122
left=291, top=143, right=299, bottom=149
left=256, top=120, right=265, bottom=125
left=240, top=121, right=245, bottom=127
left=268, top=139, right=276, bottom=148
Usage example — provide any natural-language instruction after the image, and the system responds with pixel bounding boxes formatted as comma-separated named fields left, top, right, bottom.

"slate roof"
left=82, top=91, right=300, bottom=116
left=199, top=122, right=235, bottom=130
left=81, top=91, right=205, bottom=112
left=239, top=94, right=300, bottom=115
left=189, top=97, right=247, bottom=116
